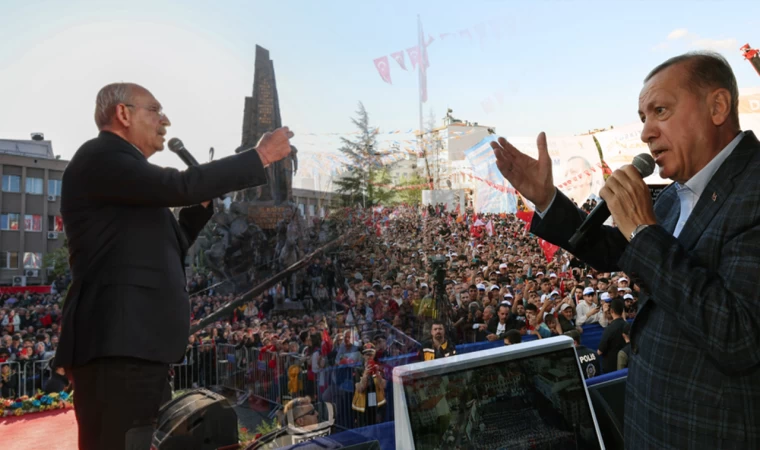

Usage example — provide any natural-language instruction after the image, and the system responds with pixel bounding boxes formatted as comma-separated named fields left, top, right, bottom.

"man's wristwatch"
left=629, top=224, right=650, bottom=241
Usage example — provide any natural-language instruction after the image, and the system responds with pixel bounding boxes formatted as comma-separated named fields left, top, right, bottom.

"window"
left=308, top=204, right=315, bottom=216
left=0, top=251, right=19, bottom=269
left=23, top=252, right=42, bottom=269
left=24, top=215, right=42, bottom=232
left=1, top=213, right=20, bottom=231
left=2, top=175, right=20, bottom=192
left=48, top=215, right=64, bottom=232
left=25, top=177, right=43, bottom=194
left=48, top=179, right=62, bottom=196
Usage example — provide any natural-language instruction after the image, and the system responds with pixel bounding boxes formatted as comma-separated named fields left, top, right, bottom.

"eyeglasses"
left=124, top=103, right=166, bottom=119
left=293, top=406, right=318, bottom=422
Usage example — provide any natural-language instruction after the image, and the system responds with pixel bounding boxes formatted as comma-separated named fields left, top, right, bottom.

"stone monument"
left=236, top=45, right=298, bottom=207
left=190, top=45, right=306, bottom=295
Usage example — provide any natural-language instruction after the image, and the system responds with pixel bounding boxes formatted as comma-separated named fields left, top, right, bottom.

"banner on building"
left=464, top=135, right=518, bottom=214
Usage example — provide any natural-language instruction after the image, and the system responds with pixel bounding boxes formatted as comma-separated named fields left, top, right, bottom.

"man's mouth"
left=651, top=149, right=667, bottom=163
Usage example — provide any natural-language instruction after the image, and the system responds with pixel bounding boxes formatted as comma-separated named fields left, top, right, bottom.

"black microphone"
left=567, top=153, right=655, bottom=249
left=167, top=137, right=226, bottom=202
left=167, top=138, right=200, bottom=167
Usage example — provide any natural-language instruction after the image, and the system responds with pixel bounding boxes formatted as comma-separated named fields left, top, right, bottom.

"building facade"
left=0, top=137, right=68, bottom=286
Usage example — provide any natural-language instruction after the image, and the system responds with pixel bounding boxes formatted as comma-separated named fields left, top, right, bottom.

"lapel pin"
left=712, top=192, right=718, bottom=202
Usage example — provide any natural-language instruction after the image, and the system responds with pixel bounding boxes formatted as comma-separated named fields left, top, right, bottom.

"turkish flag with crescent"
left=374, top=56, right=392, bottom=84
left=539, top=239, right=560, bottom=263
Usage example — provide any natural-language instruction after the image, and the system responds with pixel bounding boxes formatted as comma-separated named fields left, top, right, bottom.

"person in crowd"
left=566, top=330, right=600, bottom=379
left=352, top=342, right=386, bottom=427
left=418, top=320, right=457, bottom=361
left=597, top=298, right=627, bottom=374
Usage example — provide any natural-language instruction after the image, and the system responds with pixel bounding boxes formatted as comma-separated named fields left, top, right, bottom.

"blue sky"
left=1, top=0, right=759, bottom=171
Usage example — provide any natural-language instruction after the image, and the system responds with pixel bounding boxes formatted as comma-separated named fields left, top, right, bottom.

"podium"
left=587, top=369, right=628, bottom=449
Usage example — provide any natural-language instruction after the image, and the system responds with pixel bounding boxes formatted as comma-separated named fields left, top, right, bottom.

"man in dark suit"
left=56, top=82, right=294, bottom=450
left=490, top=52, right=760, bottom=448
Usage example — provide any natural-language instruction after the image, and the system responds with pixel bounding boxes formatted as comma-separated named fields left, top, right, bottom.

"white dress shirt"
left=672, top=131, right=745, bottom=237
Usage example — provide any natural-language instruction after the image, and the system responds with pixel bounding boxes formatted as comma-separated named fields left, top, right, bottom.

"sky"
left=1, top=0, right=759, bottom=174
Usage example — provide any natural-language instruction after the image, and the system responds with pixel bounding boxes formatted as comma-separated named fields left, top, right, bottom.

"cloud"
left=691, top=38, right=739, bottom=51
left=652, top=29, right=737, bottom=53
left=667, top=28, right=689, bottom=40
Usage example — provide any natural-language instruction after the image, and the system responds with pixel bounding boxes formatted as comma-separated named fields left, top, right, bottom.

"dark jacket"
left=531, top=131, right=760, bottom=448
left=56, top=131, right=269, bottom=368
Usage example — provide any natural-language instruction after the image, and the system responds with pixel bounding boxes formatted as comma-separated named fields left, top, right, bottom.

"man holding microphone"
left=491, top=52, right=760, bottom=448
left=56, top=82, right=294, bottom=450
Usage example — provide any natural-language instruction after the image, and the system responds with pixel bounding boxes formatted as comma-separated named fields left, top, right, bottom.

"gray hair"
left=94, top=83, right=137, bottom=129
left=645, top=51, right=740, bottom=126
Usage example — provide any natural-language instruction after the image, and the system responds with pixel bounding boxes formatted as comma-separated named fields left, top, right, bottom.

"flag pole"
left=417, top=14, right=433, bottom=190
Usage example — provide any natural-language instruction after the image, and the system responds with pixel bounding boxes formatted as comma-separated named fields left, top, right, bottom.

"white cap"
left=619, top=277, right=629, bottom=283
left=536, top=271, right=544, bottom=276
left=501, top=300, right=512, bottom=307
left=601, top=293, right=611, bottom=301
left=490, top=285, right=500, bottom=291
left=499, top=263, right=508, bottom=269
left=420, top=283, right=428, bottom=288
left=476, top=283, right=486, bottom=290
left=560, top=303, right=572, bottom=312
left=366, top=291, right=375, bottom=297
left=549, top=273, right=557, bottom=278
left=623, top=294, right=634, bottom=300
left=550, top=290, right=560, bottom=297
left=503, top=293, right=514, bottom=299
left=583, top=287, right=595, bottom=296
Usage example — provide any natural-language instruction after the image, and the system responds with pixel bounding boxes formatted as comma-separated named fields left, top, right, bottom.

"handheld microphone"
left=567, top=153, right=655, bottom=249
left=167, top=138, right=200, bottom=167
left=167, top=137, right=226, bottom=202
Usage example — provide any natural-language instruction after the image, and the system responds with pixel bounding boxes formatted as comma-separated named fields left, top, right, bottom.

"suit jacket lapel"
left=677, top=131, right=758, bottom=251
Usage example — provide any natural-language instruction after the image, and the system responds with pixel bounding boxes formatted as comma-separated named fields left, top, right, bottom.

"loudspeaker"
left=150, top=389, right=238, bottom=450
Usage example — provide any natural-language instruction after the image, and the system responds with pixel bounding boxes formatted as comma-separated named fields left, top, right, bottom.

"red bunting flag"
left=373, top=56, right=392, bottom=84
left=391, top=51, right=407, bottom=70
left=406, top=46, right=420, bottom=69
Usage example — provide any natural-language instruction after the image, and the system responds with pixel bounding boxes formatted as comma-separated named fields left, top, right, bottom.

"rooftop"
left=0, top=138, right=57, bottom=160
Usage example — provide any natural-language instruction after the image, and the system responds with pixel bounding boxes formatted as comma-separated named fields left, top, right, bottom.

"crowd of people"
left=0, top=285, right=69, bottom=398
left=1, top=202, right=639, bottom=432
left=174, top=203, right=639, bottom=430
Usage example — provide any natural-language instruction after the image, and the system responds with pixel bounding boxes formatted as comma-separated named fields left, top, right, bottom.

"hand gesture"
left=256, top=127, right=295, bottom=167
left=490, top=132, right=555, bottom=211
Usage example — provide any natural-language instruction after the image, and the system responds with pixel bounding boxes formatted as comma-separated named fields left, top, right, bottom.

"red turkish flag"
left=391, top=51, right=407, bottom=70
left=373, top=56, right=392, bottom=84
left=539, top=239, right=560, bottom=263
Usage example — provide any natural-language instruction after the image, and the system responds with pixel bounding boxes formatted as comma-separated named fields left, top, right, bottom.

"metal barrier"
left=29, top=358, right=54, bottom=396
left=170, top=342, right=218, bottom=391
left=0, top=361, right=23, bottom=398
left=216, top=343, right=247, bottom=392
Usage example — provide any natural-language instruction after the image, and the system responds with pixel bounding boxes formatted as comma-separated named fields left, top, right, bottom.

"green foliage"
left=393, top=173, right=428, bottom=206
left=255, top=417, right=280, bottom=436
left=43, top=241, right=69, bottom=279
left=333, top=102, right=393, bottom=207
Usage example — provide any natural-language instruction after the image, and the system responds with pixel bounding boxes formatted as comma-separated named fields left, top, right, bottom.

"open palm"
left=490, top=132, right=555, bottom=211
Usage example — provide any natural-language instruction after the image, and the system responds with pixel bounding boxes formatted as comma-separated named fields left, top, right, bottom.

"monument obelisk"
left=237, top=45, right=296, bottom=208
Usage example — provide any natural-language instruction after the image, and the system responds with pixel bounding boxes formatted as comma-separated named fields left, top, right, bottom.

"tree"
left=333, top=102, right=393, bottom=207
left=393, top=173, right=428, bottom=206
left=43, top=241, right=69, bottom=280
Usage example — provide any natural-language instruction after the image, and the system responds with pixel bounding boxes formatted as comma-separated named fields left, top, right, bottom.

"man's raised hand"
left=490, top=132, right=555, bottom=211
left=256, top=127, right=295, bottom=167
